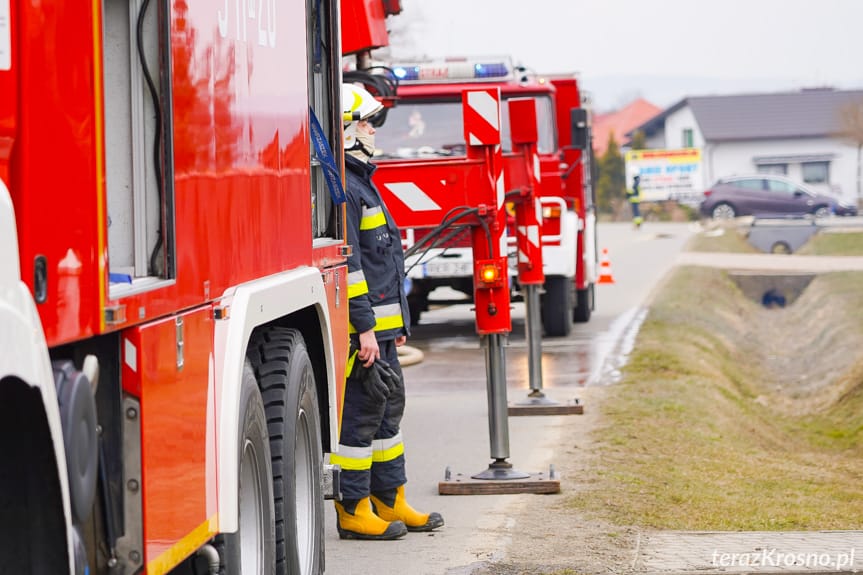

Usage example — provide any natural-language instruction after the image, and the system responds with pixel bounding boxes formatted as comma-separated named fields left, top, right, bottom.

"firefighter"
left=332, top=83, right=445, bottom=540
left=627, top=174, right=643, bottom=229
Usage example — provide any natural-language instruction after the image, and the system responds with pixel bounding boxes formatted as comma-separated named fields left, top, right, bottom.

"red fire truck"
left=371, top=60, right=597, bottom=337
left=1, top=0, right=350, bottom=573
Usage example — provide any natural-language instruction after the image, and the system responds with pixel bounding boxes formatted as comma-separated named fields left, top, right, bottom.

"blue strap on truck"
left=309, top=107, right=347, bottom=205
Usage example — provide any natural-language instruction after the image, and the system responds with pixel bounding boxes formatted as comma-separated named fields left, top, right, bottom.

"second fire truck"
left=370, top=59, right=597, bottom=337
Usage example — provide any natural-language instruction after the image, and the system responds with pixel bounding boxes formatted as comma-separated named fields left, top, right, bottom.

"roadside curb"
left=675, top=252, right=863, bottom=273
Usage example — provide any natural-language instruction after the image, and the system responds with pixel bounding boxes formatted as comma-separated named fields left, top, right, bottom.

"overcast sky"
left=385, top=0, right=863, bottom=110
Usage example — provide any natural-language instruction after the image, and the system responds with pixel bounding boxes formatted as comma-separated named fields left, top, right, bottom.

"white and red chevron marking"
left=464, top=89, right=501, bottom=146
left=533, top=153, right=542, bottom=183
left=381, top=182, right=442, bottom=212
left=526, top=224, right=540, bottom=248
left=493, top=143, right=507, bottom=254
left=493, top=145, right=505, bottom=209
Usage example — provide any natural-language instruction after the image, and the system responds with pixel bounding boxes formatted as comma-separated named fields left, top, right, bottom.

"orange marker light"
left=481, top=264, right=499, bottom=283
left=542, top=205, right=562, bottom=219
left=475, top=259, right=505, bottom=289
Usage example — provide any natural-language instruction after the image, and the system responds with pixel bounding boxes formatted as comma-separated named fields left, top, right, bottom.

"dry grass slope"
left=796, top=230, right=863, bottom=255
left=571, top=266, right=863, bottom=531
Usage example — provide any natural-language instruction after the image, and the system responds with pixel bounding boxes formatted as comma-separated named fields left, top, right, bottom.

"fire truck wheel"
left=0, top=379, right=69, bottom=574
left=573, top=284, right=593, bottom=323
left=541, top=276, right=573, bottom=337
left=250, top=328, right=324, bottom=575
left=407, top=295, right=427, bottom=326
left=219, top=362, right=276, bottom=575
left=52, top=360, right=98, bottom=525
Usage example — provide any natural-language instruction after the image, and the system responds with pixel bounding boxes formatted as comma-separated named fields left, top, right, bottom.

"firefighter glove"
left=362, top=363, right=391, bottom=403
left=349, top=353, right=390, bottom=404
left=373, top=359, right=401, bottom=395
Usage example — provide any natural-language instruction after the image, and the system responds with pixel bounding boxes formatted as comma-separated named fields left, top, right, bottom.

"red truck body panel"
left=130, top=305, right=217, bottom=569
left=11, top=0, right=106, bottom=344
left=9, top=0, right=325, bottom=347
left=340, top=0, right=389, bottom=54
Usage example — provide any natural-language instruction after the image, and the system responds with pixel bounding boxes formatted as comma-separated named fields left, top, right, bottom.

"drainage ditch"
left=728, top=271, right=816, bottom=309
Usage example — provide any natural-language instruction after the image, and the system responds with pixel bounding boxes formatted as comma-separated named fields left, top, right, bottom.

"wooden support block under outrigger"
left=508, top=398, right=584, bottom=416
left=438, top=467, right=560, bottom=495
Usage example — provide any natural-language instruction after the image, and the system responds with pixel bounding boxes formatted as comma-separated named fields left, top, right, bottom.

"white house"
left=630, top=88, right=863, bottom=203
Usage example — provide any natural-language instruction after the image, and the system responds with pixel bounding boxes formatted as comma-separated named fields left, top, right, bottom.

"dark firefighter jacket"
left=627, top=181, right=641, bottom=204
left=345, top=154, right=410, bottom=341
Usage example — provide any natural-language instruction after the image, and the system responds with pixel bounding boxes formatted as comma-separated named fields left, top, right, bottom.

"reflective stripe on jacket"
left=345, top=155, right=410, bottom=341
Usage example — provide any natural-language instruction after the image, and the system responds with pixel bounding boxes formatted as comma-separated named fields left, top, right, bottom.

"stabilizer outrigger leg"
left=434, top=92, right=559, bottom=495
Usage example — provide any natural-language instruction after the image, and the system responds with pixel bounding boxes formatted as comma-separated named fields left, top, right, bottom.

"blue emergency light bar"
left=391, top=58, right=513, bottom=84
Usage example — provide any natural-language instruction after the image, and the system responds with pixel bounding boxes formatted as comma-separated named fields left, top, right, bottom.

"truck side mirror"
left=570, top=108, right=588, bottom=150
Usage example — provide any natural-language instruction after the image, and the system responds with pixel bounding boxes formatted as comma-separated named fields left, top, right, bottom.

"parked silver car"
left=700, top=175, right=858, bottom=219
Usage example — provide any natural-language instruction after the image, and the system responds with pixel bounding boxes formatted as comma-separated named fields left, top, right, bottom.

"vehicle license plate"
left=422, top=260, right=473, bottom=277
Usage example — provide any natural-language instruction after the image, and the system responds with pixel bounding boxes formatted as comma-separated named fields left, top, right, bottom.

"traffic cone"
left=597, top=248, right=616, bottom=284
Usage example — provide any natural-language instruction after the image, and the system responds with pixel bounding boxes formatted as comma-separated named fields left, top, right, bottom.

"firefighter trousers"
left=630, top=200, right=642, bottom=226
left=337, top=339, right=407, bottom=501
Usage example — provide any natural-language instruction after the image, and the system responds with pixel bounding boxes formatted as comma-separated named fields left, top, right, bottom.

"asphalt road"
left=323, top=221, right=696, bottom=574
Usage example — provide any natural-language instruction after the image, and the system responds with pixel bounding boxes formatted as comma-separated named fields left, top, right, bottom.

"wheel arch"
left=214, top=267, right=337, bottom=535
left=1, top=176, right=76, bottom=571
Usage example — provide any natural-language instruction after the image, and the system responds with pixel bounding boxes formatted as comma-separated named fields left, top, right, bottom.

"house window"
left=682, top=128, right=693, bottom=148
left=757, top=163, right=787, bottom=175
left=802, top=161, right=829, bottom=184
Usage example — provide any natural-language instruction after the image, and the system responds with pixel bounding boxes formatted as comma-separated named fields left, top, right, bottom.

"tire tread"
left=248, top=327, right=323, bottom=575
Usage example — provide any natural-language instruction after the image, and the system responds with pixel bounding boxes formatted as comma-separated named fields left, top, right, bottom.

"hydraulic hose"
left=136, top=0, right=165, bottom=276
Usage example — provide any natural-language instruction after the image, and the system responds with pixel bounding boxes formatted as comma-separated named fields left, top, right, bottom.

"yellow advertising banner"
left=625, top=148, right=704, bottom=202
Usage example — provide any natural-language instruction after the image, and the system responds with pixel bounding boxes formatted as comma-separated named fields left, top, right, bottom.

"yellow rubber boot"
left=371, top=485, right=444, bottom=532
left=335, top=497, right=407, bottom=540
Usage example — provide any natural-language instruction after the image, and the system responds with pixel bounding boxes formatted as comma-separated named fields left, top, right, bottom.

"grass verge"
left=688, top=223, right=863, bottom=256
left=570, top=266, right=863, bottom=530
left=797, top=230, right=863, bottom=255
left=685, top=225, right=758, bottom=253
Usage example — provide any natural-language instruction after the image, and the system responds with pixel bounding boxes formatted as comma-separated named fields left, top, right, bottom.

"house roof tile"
left=593, top=98, right=662, bottom=155
left=633, top=88, right=863, bottom=142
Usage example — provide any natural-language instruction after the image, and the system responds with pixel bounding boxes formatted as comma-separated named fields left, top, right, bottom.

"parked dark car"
left=700, top=175, right=858, bottom=219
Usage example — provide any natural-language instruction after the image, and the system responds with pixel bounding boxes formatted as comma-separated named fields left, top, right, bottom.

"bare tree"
left=838, top=99, right=863, bottom=203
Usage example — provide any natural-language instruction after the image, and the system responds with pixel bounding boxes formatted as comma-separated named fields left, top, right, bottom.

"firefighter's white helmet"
left=342, top=83, right=384, bottom=150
